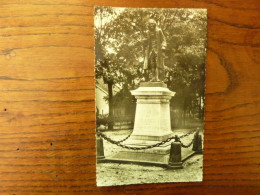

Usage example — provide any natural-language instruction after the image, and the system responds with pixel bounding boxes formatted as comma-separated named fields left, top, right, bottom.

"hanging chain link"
left=179, top=139, right=194, bottom=148
left=97, top=128, right=198, bottom=150
left=177, top=128, right=198, bottom=148
left=100, top=131, right=132, bottom=144
left=116, top=133, right=132, bottom=143
left=179, top=128, right=198, bottom=139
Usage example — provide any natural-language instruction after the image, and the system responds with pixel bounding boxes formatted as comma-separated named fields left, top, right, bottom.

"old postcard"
left=95, top=7, right=207, bottom=186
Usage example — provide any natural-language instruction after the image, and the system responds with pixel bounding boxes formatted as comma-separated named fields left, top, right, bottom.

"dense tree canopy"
left=95, top=7, right=207, bottom=128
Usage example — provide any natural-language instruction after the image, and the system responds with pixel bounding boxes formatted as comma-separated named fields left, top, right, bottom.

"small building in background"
left=96, top=78, right=135, bottom=130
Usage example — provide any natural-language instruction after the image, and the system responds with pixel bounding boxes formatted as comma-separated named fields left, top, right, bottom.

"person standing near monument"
left=143, top=19, right=167, bottom=82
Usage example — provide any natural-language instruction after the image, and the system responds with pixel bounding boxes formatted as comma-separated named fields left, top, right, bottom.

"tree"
left=95, top=7, right=123, bottom=129
left=95, top=7, right=207, bottom=128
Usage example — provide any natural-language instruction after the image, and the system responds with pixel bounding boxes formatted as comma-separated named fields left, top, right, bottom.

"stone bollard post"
left=168, top=137, right=183, bottom=169
left=96, top=135, right=105, bottom=163
left=192, top=130, right=199, bottom=151
left=192, top=130, right=203, bottom=154
left=196, top=135, right=203, bottom=154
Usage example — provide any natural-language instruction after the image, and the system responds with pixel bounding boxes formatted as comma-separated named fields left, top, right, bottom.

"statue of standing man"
left=143, top=19, right=167, bottom=82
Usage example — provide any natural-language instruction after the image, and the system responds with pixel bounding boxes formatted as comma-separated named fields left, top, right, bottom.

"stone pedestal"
left=106, top=82, right=177, bottom=166
left=128, top=82, right=175, bottom=142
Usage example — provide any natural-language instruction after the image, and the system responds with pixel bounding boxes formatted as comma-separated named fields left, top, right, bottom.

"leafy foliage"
left=95, top=7, right=207, bottom=127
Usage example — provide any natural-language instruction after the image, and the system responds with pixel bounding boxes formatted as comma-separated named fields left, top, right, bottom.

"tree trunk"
left=108, top=82, right=114, bottom=130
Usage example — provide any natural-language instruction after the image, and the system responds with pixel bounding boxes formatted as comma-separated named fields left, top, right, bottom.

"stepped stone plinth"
left=106, top=82, right=178, bottom=166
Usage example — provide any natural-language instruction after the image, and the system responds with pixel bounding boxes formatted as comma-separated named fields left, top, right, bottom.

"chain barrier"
left=116, top=133, right=132, bottom=143
left=178, top=128, right=198, bottom=148
left=97, top=130, right=132, bottom=144
left=97, top=131, right=176, bottom=150
left=179, top=129, right=198, bottom=139
left=97, top=128, right=198, bottom=150
left=179, top=139, right=194, bottom=148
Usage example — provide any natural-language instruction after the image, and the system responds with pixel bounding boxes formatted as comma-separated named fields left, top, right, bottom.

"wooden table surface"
left=0, top=0, right=259, bottom=194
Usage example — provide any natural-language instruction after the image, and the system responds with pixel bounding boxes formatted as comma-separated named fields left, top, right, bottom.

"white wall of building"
left=96, top=86, right=109, bottom=115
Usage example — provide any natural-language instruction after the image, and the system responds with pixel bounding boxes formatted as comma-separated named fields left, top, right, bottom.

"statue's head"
left=148, top=19, right=157, bottom=31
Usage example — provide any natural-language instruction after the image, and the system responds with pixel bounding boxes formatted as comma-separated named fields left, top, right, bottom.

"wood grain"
left=0, top=0, right=259, bottom=194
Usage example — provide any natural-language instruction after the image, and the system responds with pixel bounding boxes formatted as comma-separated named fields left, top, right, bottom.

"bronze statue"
left=143, top=19, right=167, bottom=82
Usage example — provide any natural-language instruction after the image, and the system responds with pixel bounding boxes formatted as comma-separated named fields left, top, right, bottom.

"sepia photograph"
left=1, top=0, right=259, bottom=194
left=95, top=7, right=207, bottom=186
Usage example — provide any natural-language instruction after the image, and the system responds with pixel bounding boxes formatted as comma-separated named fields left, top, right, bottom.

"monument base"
left=130, top=82, right=175, bottom=140
left=105, top=82, right=173, bottom=166
left=106, top=142, right=171, bottom=166
left=105, top=142, right=196, bottom=167
left=105, top=82, right=194, bottom=166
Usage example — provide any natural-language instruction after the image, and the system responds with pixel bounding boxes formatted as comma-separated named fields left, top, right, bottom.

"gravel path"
left=97, top=129, right=203, bottom=186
